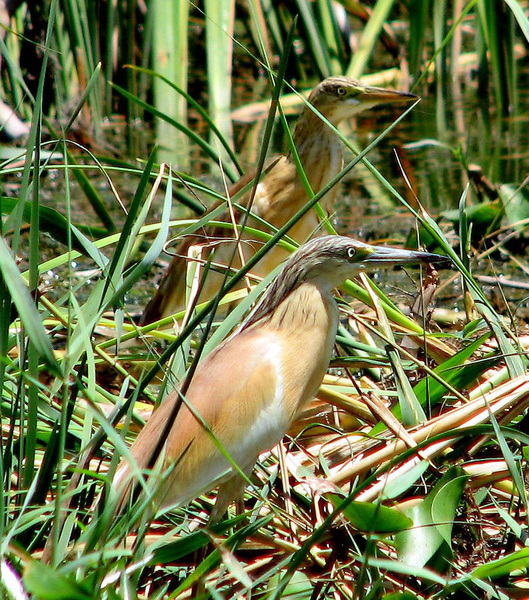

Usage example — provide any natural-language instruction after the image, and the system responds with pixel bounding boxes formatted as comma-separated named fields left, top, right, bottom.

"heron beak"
left=358, top=86, right=419, bottom=105
left=358, top=245, right=450, bottom=268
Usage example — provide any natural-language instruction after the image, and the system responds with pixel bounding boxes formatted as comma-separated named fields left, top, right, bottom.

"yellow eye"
left=346, top=247, right=356, bottom=260
left=336, top=86, right=347, bottom=97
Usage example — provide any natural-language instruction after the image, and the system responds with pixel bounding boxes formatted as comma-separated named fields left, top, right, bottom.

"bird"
left=114, top=235, right=447, bottom=522
left=141, top=77, right=418, bottom=324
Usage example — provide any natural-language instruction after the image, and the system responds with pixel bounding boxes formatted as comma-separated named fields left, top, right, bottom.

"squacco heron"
left=115, top=235, right=447, bottom=521
left=141, top=77, right=417, bottom=324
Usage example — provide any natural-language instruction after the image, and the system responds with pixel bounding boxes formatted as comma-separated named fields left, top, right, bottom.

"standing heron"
left=141, top=77, right=417, bottom=324
left=115, top=235, right=447, bottom=521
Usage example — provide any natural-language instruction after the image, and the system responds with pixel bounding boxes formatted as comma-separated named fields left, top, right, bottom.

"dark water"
left=329, top=85, right=527, bottom=241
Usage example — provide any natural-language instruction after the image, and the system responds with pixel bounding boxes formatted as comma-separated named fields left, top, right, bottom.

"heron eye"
left=346, top=247, right=356, bottom=260
left=336, top=86, right=347, bottom=97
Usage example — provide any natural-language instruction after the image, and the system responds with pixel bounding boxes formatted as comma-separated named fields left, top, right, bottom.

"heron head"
left=308, top=76, right=418, bottom=124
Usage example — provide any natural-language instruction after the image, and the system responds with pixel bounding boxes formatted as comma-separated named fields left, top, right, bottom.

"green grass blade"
left=106, top=165, right=173, bottom=309
left=152, top=0, right=189, bottom=166
left=112, top=82, right=239, bottom=183
left=362, top=274, right=425, bottom=426
left=126, top=66, right=243, bottom=176
left=102, top=149, right=158, bottom=297
left=408, top=0, right=429, bottom=78
left=316, top=0, right=346, bottom=72
left=294, top=0, right=332, bottom=76
left=205, top=0, right=235, bottom=160
left=0, top=237, right=60, bottom=375
left=346, top=0, right=397, bottom=79
left=0, top=197, right=108, bottom=252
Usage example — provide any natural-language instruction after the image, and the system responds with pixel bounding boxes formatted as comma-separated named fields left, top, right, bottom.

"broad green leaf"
left=357, top=556, right=447, bottom=585
left=472, top=547, right=529, bottom=580
left=370, top=335, right=492, bottom=438
left=442, top=202, right=504, bottom=240
left=24, top=560, right=92, bottom=600
left=431, top=473, right=468, bottom=546
left=413, top=333, right=494, bottom=406
left=379, top=460, right=430, bottom=500
left=395, top=466, right=467, bottom=568
left=328, top=495, right=412, bottom=533
left=504, top=0, right=529, bottom=43
left=267, top=570, right=313, bottom=599
left=498, top=183, right=529, bottom=226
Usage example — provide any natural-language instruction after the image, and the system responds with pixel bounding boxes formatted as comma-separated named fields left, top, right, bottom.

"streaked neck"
left=291, top=108, right=344, bottom=195
left=261, top=282, right=337, bottom=331
left=243, top=271, right=337, bottom=332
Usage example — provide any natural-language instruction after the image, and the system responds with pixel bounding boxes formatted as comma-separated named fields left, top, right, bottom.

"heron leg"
left=209, top=463, right=255, bottom=524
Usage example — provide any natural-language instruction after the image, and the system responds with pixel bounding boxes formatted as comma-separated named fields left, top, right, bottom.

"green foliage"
left=328, top=495, right=413, bottom=533
left=24, top=560, right=94, bottom=600
left=395, top=467, right=468, bottom=570
left=471, top=547, right=529, bottom=580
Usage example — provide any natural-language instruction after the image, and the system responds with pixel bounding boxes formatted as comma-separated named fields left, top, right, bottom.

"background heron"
left=142, top=77, right=417, bottom=324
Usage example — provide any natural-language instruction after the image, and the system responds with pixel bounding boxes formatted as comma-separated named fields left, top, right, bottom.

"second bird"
left=142, top=76, right=417, bottom=324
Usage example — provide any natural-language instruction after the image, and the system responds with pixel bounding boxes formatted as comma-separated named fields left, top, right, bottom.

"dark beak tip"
left=417, top=254, right=452, bottom=269
left=396, top=253, right=453, bottom=269
left=433, top=256, right=453, bottom=269
left=399, top=92, right=420, bottom=102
